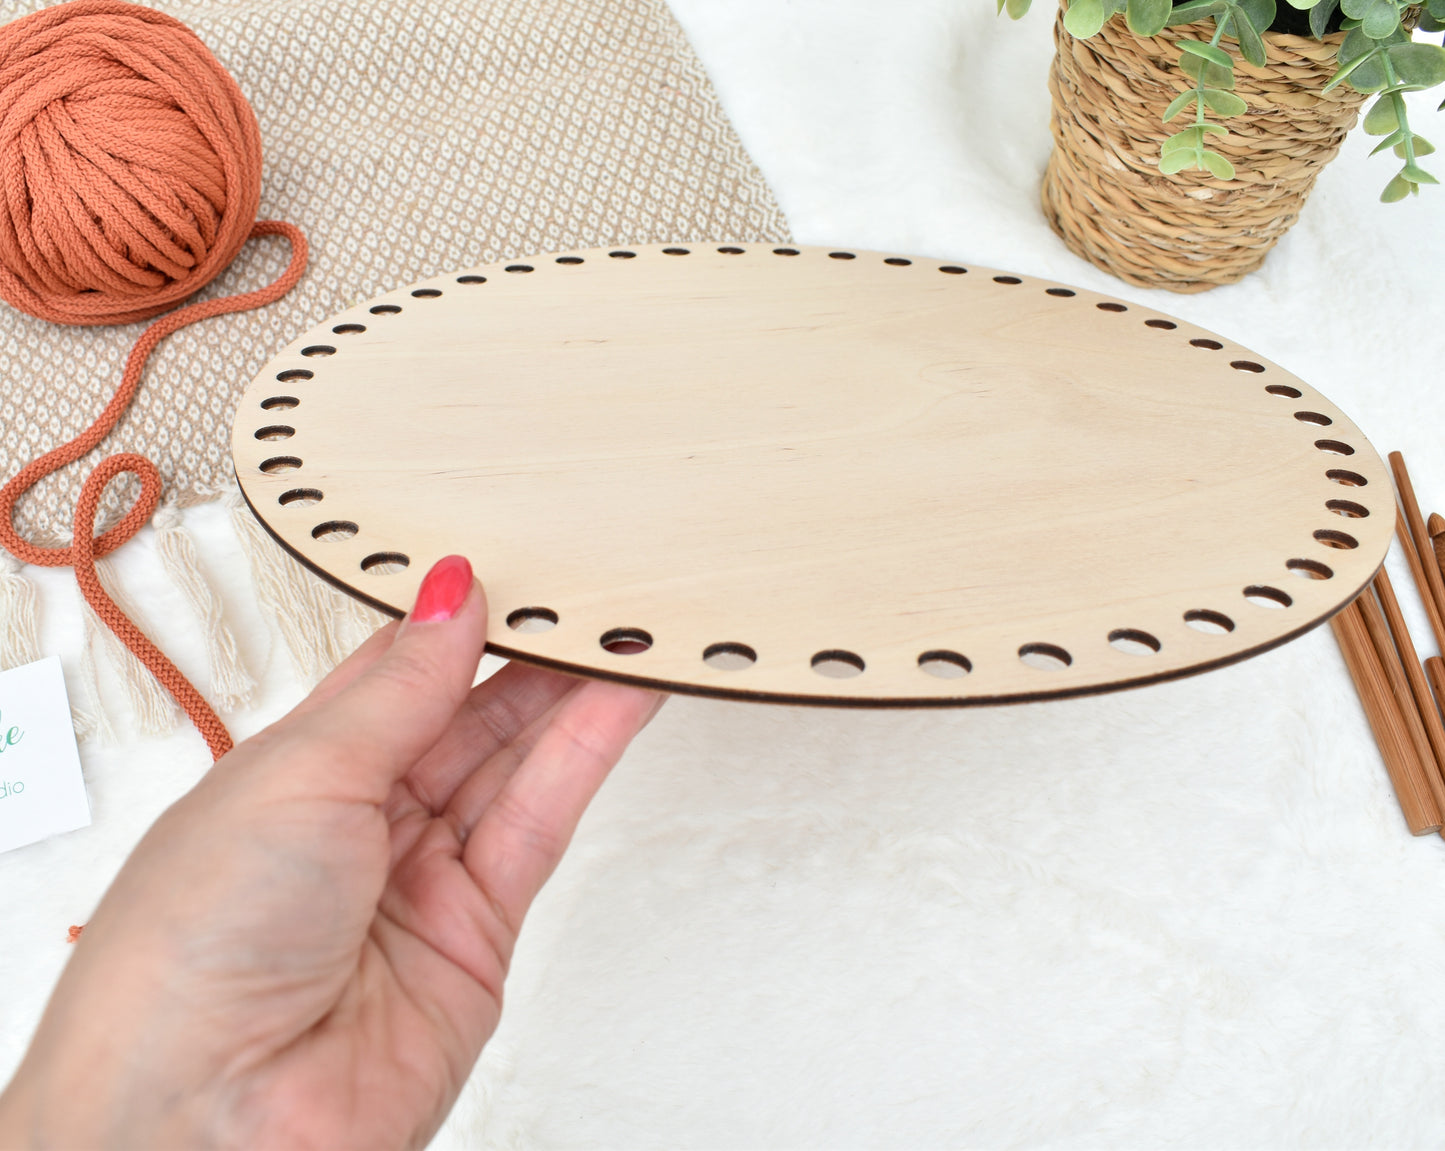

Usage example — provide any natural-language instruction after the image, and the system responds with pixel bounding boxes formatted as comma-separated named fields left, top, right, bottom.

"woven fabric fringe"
left=227, top=489, right=389, bottom=687
left=152, top=501, right=257, bottom=713
left=1041, top=8, right=1368, bottom=292
left=92, top=559, right=179, bottom=737
left=0, top=547, right=40, bottom=671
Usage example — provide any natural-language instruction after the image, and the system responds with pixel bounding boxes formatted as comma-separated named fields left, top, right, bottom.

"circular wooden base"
left=232, top=244, right=1390, bottom=705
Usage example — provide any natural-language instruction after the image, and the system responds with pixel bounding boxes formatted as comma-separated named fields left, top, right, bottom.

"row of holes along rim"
left=248, top=244, right=1377, bottom=683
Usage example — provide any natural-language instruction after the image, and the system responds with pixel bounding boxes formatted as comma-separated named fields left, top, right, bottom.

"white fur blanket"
left=4, top=2, right=1445, bottom=1147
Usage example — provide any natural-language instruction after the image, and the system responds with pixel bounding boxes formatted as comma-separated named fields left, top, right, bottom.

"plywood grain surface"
left=231, top=244, right=1391, bottom=704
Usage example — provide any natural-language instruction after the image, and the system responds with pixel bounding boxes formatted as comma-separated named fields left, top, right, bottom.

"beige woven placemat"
left=0, top=0, right=791, bottom=546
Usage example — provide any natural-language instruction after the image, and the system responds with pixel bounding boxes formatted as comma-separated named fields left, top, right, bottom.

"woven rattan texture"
left=1042, top=10, right=1366, bottom=292
left=0, top=0, right=789, bottom=546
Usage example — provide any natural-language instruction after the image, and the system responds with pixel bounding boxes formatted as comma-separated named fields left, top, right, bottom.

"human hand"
left=0, top=556, right=663, bottom=1149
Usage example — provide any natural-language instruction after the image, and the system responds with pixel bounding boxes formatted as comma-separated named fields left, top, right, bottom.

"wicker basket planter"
left=1041, top=10, right=1370, bottom=292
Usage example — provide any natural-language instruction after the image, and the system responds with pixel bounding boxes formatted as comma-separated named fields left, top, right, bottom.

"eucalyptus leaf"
left=1339, top=0, right=1370, bottom=20
left=1387, top=43, right=1445, bottom=90
left=1235, top=0, right=1277, bottom=34
left=1360, top=0, right=1400, bottom=41
left=1402, top=162, right=1440, bottom=183
left=1309, top=0, right=1339, bottom=37
left=1421, top=12, right=1445, bottom=30
left=1159, top=149, right=1199, bottom=173
left=1200, top=149, right=1237, bottom=178
left=1202, top=88, right=1248, bottom=114
left=1006, top=0, right=1033, bottom=16
left=1233, top=15, right=1268, bottom=67
left=1161, top=127, right=1203, bottom=153
left=1363, top=94, right=1399, bottom=134
left=1369, top=128, right=1406, bottom=152
left=1165, top=0, right=1227, bottom=25
left=1338, top=28, right=1373, bottom=64
left=1126, top=0, right=1171, bottom=34
left=1063, top=0, right=1108, bottom=37
left=1381, top=172, right=1414, bottom=200
left=1200, top=121, right=1229, bottom=135
left=1410, top=137, right=1437, bottom=157
left=1429, top=0, right=1445, bottom=17
left=1180, top=39, right=1235, bottom=68
left=1284, top=0, right=1319, bottom=11
left=1179, top=52, right=1236, bottom=87
left=1163, top=90, right=1200, bottom=120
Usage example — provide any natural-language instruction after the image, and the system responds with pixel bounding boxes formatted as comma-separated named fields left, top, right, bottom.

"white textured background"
left=5, top=2, right=1445, bottom=1147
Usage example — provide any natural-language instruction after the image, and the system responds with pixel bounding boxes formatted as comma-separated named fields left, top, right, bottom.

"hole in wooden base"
left=1326, top=469, right=1367, bottom=487
left=278, top=488, right=323, bottom=507
left=1266, top=384, right=1302, bottom=398
left=255, top=425, right=295, bottom=441
left=507, top=607, right=559, bottom=633
left=1315, top=440, right=1355, bottom=456
left=1287, top=558, right=1333, bottom=580
left=993, top=275, right=1021, bottom=285
left=301, top=345, right=336, bottom=357
left=333, top=323, right=366, bottom=335
left=276, top=368, right=313, bottom=382
left=1019, top=643, right=1071, bottom=670
left=370, top=304, right=402, bottom=314
left=1326, top=499, right=1369, bottom=518
left=773, top=247, right=799, bottom=256
left=361, top=552, right=409, bottom=575
left=716, top=247, right=744, bottom=255
left=662, top=247, right=690, bottom=256
left=1190, top=338, right=1223, bottom=350
left=411, top=288, right=442, bottom=298
left=811, top=649, right=864, bottom=678
left=938, top=265, right=967, bottom=275
left=1294, top=411, right=1332, bottom=426
left=1144, top=319, right=1176, bottom=329
left=918, top=650, right=971, bottom=679
left=1046, top=288, right=1075, bottom=297
left=1096, top=302, right=1127, bottom=312
left=884, top=257, right=912, bottom=266
left=601, top=627, right=652, bottom=655
left=1244, top=585, right=1292, bottom=609
left=1108, top=629, right=1161, bottom=655
left=1231, top=360, right=1266, bottom=373
left=608, top=250, right=636, bottom=259
left=312, top=521, right=358, bottom=542
left=1314, top=529, right=1359, bottom=550
left=704, top=642, right=757, bottom=670
left=828, top=251, right=856, bottom=260
left=261, top=396, right=299, bottom=411
left=456, top=274, right=487, bottom=283
left=1184, top=609, right=1235, bottom=635
left=505, top=264, right=533, bottom=273
left=259, top=456, right=302, bottom=474
left=556, top=256, right=585, bottom=264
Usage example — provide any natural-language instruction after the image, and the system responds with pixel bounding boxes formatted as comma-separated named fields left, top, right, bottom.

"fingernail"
left=410, top=555, right=473, bottom=623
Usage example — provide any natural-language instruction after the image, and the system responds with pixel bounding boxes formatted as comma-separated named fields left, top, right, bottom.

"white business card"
left=0, top=656, right=90, bottom=854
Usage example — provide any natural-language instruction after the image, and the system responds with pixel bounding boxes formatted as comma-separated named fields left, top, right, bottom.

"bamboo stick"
left=1389, top=452, right=1445, bottom=645
left=1331, top=600, right=1442, bottom=834
left=1393, top=507, right=1445, bottom=656
left=1431, top=512, right=1445, bottom=584
left=1371, top=568, right=1445, bottom=816
left=1427, top=656, right=1445, bottom=724
left=1355, top=588, right=1443, bottom=826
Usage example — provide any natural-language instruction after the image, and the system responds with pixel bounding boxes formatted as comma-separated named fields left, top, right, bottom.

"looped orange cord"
left=0, top=0, right=309, bottom=760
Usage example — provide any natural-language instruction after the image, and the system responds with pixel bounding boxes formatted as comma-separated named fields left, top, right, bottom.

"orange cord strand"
left=0, top=221, right=307, bottom=760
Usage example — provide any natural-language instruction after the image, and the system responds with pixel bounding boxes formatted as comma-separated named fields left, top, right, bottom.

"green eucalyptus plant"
left=1000, top=0, right=1445, bottom=199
